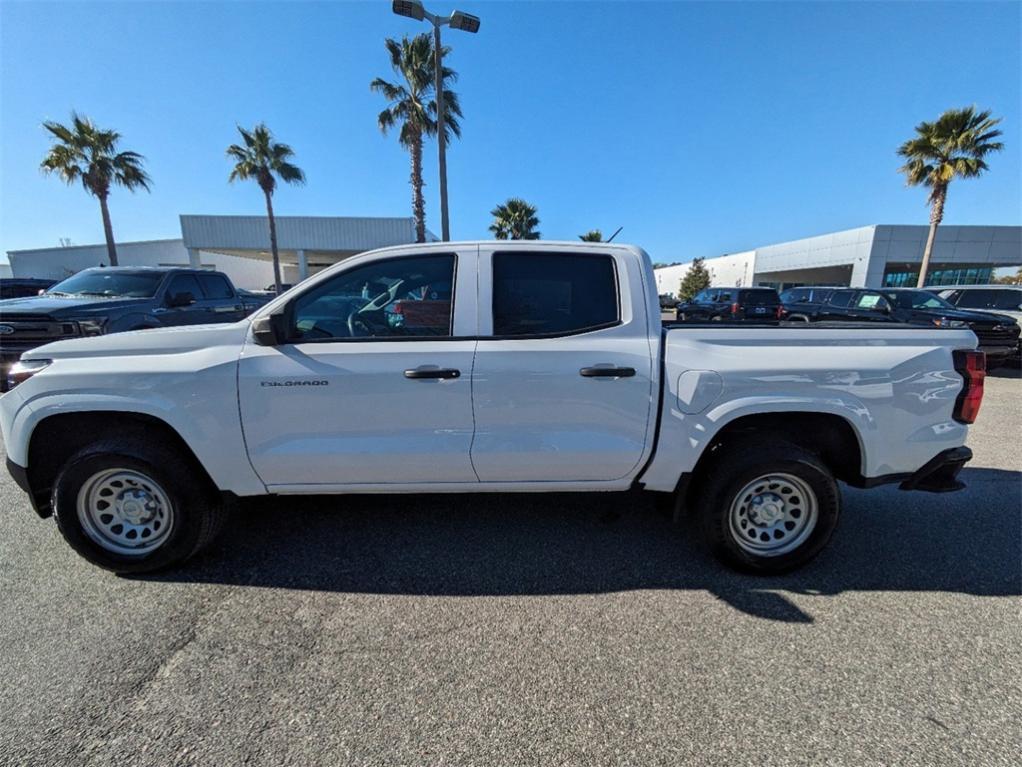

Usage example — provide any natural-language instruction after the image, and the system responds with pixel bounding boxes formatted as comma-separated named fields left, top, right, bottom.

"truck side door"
left=197, top=273, right=246, bottom=322
left=470, top=247, right=655, bottom=483
left=237, top=248, right=478, bottom=487
left=159, top=274, right=210, bottom=326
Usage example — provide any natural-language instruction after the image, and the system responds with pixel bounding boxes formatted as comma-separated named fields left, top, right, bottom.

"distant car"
left=780, top=286, right=1021, bottom=366
left=265, top=283, right=294, bottom=294
left=658, top=293, right=677, bottom=311
left=675, top=287, right=782, bottom=322
left=935, top=285, right=1021, bottom=365
left=0, top=278, right=56, bottom=299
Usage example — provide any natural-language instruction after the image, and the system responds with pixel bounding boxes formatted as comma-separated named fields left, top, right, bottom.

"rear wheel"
left=52, top=440, right=227, bottom=574
left=696, top=442, right=840, bottom=573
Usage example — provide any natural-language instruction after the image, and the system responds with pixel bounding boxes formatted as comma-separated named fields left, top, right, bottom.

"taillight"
left=952, top=349, right=985, bottom=424
left=776, top=306, right=785, bottom=319
left=731, top=302, right=739, bottom=315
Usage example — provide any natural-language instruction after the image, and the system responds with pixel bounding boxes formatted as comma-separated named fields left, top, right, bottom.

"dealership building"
left=5, top=220, right=1020, bottom=294
left=654, top=224, right=1022, bottom=296
left=4, top=215, right=435, bottom=290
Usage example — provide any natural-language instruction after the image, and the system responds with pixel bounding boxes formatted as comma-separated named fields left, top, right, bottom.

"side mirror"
left=167, top=291, right=195, bottom=308
left=252, top=311, right=287, bottom=346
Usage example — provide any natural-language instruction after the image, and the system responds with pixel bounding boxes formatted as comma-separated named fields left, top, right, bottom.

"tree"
left=489, top=198, right=540, bottom=240
left=372, top=34, right=462, bottom=243
left=678, top=257, right=711, bottom=301
left=40, top=113, right=150, bottom=267
left=226, top=123, right=305, bottom=294
left=578, top=229, right=603, bottom=242
left=897, top=106, right=1003, bottom=287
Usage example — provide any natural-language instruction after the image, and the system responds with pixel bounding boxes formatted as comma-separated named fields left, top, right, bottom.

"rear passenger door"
left=197, top=273, right=245, bottom=322
left=470, top=247, right=654, bottom=483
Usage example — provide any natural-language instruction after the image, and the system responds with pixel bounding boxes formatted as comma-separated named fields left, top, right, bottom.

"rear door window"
left=167, top=274, right=204, bottom=301
left=827, top=291, right=854, bottom=307
left=198, top=273, right=234, bottom=299
left=492, top=252, right=618, bottom=337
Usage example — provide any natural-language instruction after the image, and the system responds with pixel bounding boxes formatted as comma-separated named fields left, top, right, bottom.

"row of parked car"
left=670, top=284, right=1022, bottom=366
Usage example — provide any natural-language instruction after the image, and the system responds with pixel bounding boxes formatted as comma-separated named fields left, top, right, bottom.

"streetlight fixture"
left=392, top=0, right=480, bottom=242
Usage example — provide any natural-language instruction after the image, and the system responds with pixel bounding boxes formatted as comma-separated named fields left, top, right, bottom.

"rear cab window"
left=492, top=252, right=619, bottom=337
left=739, top=289, right=779, bottom=305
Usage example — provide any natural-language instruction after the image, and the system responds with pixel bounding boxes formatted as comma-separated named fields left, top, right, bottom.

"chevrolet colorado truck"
left=0, top=242, right=984, bottom=574
left=0, top=266, right=270, bottom=389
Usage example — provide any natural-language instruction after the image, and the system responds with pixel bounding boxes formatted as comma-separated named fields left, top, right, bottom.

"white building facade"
left=6, top=215, right=434, bottom=290
left=655, top=225, right=1021, bottom=296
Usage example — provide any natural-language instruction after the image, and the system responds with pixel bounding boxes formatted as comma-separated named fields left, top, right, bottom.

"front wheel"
left=51, top=440, right=228, bottom=574
left=696, top=442, right=840, bottom=573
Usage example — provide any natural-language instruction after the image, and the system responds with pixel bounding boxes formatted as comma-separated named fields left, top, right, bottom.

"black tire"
left=51, top=439, right=228, bottom=574
left=696, top=441, right=840, bottom=574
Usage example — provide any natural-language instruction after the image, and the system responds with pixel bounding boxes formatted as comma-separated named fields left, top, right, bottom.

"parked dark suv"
left=780, top=286, right=1021, bottom=365
left=675, top=287, right=782, bottom=322
left=0, top=267, right=270, bottom=389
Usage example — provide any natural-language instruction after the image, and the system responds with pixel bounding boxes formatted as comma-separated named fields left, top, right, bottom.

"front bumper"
left=898, top=446, right=973, bottom=493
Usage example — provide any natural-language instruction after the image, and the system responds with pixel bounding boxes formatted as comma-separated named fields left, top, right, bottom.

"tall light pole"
left=392, top=1, right=479, bottom=242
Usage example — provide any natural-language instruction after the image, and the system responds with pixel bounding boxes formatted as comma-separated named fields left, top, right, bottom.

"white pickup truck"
left=1, top=241, right=984, bottom=574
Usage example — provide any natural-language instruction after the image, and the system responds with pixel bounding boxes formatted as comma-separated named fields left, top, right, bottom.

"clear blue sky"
left=2, top=1, right=1020, bottom=266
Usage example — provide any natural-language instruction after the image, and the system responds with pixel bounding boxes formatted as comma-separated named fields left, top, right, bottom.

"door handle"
left=404, top=367, right=461, bottom=380
left=579, top=366, right=636, bottom=378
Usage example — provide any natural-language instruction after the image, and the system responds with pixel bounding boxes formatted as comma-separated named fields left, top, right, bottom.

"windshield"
left=47, top=271, right=163, bottom=298
left=884, top=291, right=954, bottom=310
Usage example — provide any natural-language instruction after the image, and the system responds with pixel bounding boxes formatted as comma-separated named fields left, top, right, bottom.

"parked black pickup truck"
left=0, top=267, right=270, bottom=387
left=780, top=286, right=1021, bottom=365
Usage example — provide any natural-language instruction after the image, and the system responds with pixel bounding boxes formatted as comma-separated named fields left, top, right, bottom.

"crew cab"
left=0, top=267, right=269, bottom=388
left=0, top=242, right=984, bottom=575
left=781, top=286, right=1020, bottom=365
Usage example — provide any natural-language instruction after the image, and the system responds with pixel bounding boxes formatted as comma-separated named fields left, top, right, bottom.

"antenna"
left=605, top=226, right=623, bottom=243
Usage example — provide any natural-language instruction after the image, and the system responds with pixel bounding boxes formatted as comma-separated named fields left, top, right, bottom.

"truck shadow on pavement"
left=146, top=466, right=1022, bottom=624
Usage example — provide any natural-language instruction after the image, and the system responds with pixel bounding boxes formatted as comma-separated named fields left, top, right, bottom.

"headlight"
left=932, top=318, right=967, bottom=329
left=77, top=318, right=107, bottom=336
left=7, top=358, right=52, bottom=389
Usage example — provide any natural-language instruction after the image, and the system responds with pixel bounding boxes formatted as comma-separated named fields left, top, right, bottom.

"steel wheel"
left=76, top=468, right=175, bottom=556
left=728, top=472, right=819, bottom=557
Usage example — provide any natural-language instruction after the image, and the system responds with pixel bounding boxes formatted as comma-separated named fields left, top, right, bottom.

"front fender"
left=9, top=392, right=266, bottom=496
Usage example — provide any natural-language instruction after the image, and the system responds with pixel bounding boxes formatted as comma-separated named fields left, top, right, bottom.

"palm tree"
left=579, top=229, right=604, bottom=242
left=897, top=106, right=1003, bottom=287
left=226, top=123, right=305, bottom=294
left=489, top=198, right=540, bottom=240
left=40, top=113, right=150, bottom=267
left=371, top=34, right=462, bottom=243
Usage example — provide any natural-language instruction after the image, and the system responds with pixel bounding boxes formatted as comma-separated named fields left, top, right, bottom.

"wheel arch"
left=24, top=411, right=219, bottom=518
left=677, top=410, right=866, bottom=510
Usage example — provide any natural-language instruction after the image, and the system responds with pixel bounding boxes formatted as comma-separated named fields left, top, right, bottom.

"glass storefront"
left=883, top=265, right=994, bottom=288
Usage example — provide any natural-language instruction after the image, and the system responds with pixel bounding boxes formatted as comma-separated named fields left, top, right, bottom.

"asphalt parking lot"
left=1, top=371, right=1019, bottom=767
